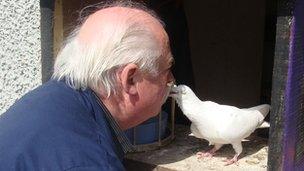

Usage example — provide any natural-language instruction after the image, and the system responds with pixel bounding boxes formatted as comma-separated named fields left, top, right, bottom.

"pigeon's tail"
left=247, top=104, right=271, bottom=118
left=258, top=121, right=270, bottom=128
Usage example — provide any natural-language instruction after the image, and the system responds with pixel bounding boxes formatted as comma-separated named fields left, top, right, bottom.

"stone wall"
left=0, top=0, right=41, bottom=114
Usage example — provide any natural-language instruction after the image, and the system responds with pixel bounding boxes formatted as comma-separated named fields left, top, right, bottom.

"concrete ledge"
left=125, top=124, right=268, bottom=171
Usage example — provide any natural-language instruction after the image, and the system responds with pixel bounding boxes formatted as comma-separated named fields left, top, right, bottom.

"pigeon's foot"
left=196, top=144, right=223, bottom=160
left=196, top=146, right=219, bottom=159
left=223, top=154, right=239, bottom=166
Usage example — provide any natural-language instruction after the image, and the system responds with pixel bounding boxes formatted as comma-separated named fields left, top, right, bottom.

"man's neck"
left=95, top=93, right=128, bottom=130
left=95, top=90, right=147, bottom=130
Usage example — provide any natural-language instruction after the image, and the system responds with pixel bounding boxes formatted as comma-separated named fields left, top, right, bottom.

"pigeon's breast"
left=194, top=122, right=231, bottom=144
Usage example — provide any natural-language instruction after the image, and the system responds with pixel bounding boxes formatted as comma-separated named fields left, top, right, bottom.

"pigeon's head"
left=169, top=84, right=195, bottom=102
left=169, top=85, right=199, bottom=114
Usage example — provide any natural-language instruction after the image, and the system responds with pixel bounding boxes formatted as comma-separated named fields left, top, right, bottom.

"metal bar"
left=171, top=97, right=175, bottom=138
left=40, top=0, right=55, bottom=82
left=133, top=127, right=136, bottom=145
left=158, top=111, right=162, bottom=145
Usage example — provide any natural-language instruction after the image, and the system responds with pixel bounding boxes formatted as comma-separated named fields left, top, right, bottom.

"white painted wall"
left=0, top=0, right=41, bottom=114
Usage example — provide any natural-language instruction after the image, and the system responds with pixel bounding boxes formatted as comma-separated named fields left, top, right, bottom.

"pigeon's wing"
left=218, top=109, right=263, bottom=142
left=190, top=102, right=243, bottom=144
left=186, top=101, right=266, bottom=144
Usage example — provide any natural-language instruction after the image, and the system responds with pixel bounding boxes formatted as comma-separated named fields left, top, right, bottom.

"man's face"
left=135, top=49, right=175, bottom=119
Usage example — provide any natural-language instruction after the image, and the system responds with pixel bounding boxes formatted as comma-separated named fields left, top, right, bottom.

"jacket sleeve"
left=65, top=165, right=125, bottom=171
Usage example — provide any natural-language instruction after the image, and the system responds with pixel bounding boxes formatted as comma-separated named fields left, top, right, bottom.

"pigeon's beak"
left=169, top=91, right=178, bottom=96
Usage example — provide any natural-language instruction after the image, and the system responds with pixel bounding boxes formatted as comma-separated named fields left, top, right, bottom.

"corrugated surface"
left=284, top=0, right=304, bottom=170
left=267, top=0, right=292, bottom=170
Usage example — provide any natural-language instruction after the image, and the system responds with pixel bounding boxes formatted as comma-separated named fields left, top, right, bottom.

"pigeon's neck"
left=176, top=93, right=202, bottom=119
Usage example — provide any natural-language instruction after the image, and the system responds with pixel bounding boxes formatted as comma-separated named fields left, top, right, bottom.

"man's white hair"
left=52, top=1, right=166, bottom=97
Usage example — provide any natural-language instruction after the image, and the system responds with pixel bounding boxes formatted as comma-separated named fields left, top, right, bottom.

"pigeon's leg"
left=197, top=143, right=223, bottom=159
left=224, top=142, right=242, bottom=166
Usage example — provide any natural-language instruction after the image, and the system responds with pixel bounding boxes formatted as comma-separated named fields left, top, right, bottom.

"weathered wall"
left=0, top=0, right=41, bottom=114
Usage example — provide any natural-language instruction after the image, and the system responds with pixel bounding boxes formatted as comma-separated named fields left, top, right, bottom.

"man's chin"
left=153, top=112, right=160, bottom=117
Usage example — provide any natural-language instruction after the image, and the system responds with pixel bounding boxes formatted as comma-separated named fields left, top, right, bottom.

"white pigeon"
left=170, top=85, right=270, bottom=165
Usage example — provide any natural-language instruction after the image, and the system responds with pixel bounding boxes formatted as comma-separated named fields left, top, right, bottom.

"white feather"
left=170, top=85, right=270, bottom=157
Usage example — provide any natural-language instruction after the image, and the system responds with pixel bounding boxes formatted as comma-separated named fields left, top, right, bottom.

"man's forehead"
left=77, top=7, right=164, bottom=44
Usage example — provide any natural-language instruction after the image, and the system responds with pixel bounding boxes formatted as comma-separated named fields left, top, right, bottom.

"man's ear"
left=119, top=63, right=140, bottom=95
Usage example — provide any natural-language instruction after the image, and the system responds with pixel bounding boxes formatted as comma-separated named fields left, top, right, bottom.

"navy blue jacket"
left=0, top=80, right=125, bottom=170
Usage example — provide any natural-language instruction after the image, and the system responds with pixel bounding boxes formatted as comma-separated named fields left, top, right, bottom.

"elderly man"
left=0, top=1, right=174, bottom=170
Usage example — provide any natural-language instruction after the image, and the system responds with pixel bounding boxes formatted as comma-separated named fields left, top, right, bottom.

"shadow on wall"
left=147, top=0, right=195, bottom=125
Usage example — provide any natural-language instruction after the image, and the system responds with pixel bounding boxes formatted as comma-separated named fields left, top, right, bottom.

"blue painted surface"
left=124, top=111, right=168, bottom=144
